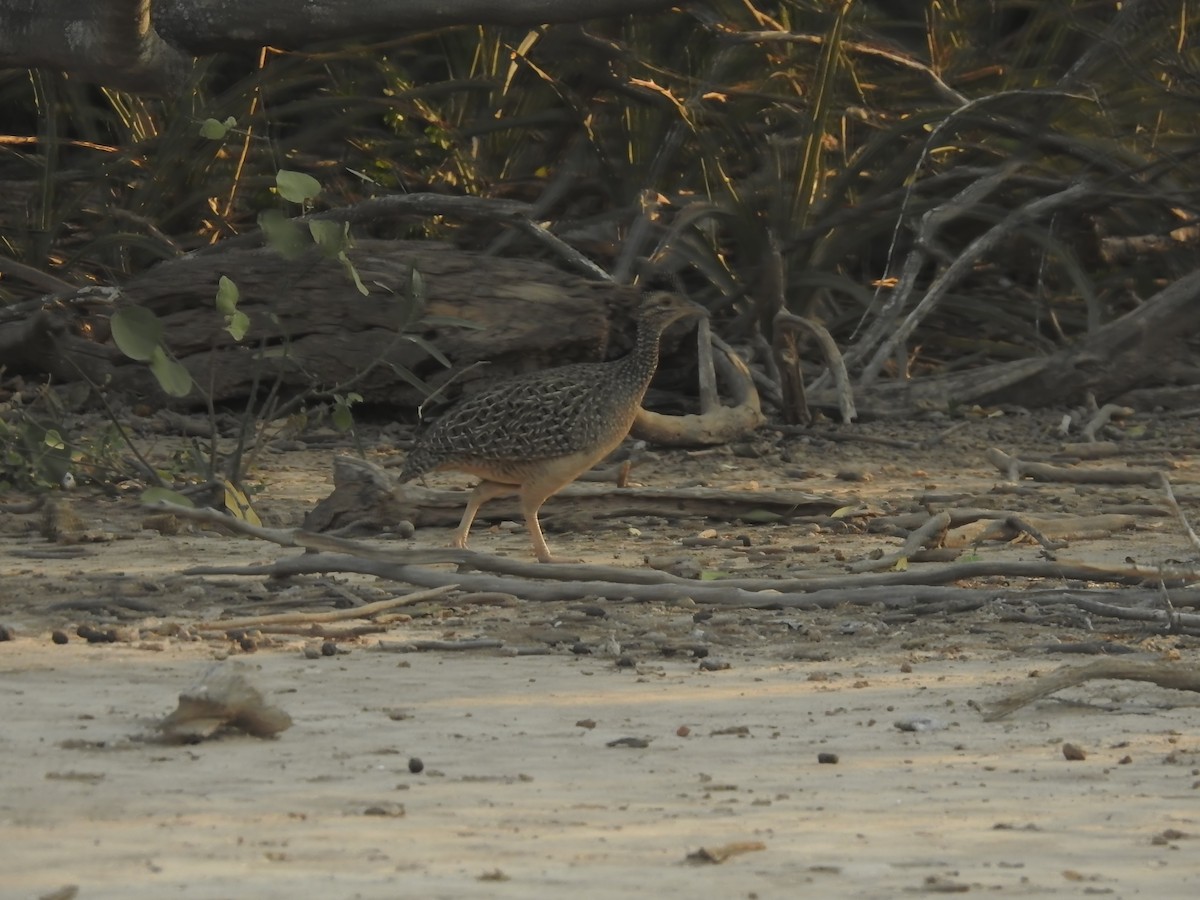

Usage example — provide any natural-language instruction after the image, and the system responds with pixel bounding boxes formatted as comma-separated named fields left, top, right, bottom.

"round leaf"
left=199, top=118, right=229, bottom=139
left=141, top=486, right=195, bottom=509
left=215, top=275, right=239, bottom=315
left=149, top=346, right=193, bottom=397
left=258, top=210, right=308, bottom=260
left=111, top=307, right=164, bottom=362
left=225, top=310, right=251, bottom=342
left=308, top=218, right=344, bottom=254
left=331, top=402, right=354, bottom=432
left=276, top=169, right=322, bottom=203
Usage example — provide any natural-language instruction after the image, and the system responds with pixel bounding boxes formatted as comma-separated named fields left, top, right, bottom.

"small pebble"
left=51, top=630, right=69, bottom=645
left=607, top=737, right=651, bottom=749
left=615, top=655, right=636, bottom=668
left=302, top=645, right=321, bottom=660
left=0, top=624, right=14, bottom=641
left=699, top=658, right=730, bottom=671
left=408, top=757, right=424, bottom=774
left=77, top=624, right=117, bottom=644
left=1062, top=742, right=1087, bottom=761
left=677, top=725, right=691, bottom=737
left=817, top=752, right=839, bottom=764
left=321, top=641, right=338, bottom=656
left=894, top=716, right=945, bottom=733
left=363, top=802, right=405, bottom=817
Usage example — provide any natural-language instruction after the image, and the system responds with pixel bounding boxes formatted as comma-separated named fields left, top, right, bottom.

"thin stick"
left=193, top=584, right=457, bottom=631
left=986, top=447, right=1164, bottom=486
left=983, top=659, right=1200, bottom=721
left=1160, top=472, right=1200, bottom=553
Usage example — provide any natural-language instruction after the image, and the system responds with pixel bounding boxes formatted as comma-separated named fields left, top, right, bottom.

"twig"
left=192, top=585, right=458, bottom=631
left=848, top=511, right=951, bottom=573
left=731, top=31, right=969, bottom=106
left=143, top=501, right=474, bottom=564
left=983, top=659, right=1200, bottom=721
left=860, top=181, right=1092, bottom=386
left=1000, top=515, right=1068, bottom=553
left=1081, top=404, right=1134, bottom=442
left=254, top=624, right=389, bottom=639
left=183, top=550, right=1200, bottom=615
left=376, top=638, right=504, bottom=652
left=1160, top=472, right=1200, bottom=553
left=774, top=310, right=857, bottom=424
left=985, top=447, right=1164, bottom=486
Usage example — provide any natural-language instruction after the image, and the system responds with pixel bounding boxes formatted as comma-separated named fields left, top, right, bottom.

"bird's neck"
left=623, top=318, right=667, bottom=387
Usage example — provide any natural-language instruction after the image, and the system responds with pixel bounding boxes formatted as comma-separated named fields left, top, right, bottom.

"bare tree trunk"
left=0, top=0, right=188, bottom=94
left=0, top=0, right=678, bottom=92
left=155, top=0, right=680, bottom=54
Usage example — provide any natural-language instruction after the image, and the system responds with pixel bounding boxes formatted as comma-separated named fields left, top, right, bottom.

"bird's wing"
left=420, top=364, right=609, bottom=460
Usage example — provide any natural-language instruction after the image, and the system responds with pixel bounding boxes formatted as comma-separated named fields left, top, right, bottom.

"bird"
left=398, top=292, right=706, bottom=563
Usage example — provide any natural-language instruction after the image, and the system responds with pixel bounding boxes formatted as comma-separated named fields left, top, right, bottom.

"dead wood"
left=985, top=447, right=1165, bottom=486
left=191, top=585, right=457, bottom=632
left=48, top=240, right=644, bottom=405
left=0, top=309, right=67, bottom=375
left=983, top=659, right=1200, bottom=721
left=1160, top=473, right=1200, bottom=554
left=944, top=513, right=1137, bottom=548
left=631, top=339, right=765, bottom=446
left=165, top=499, right=1200, bottom=594
left=772, top=310, right=857, bottom=426
left=847, top=511, right=951, bottom=574
left=306, top=455, right=837, bottom=535
left=376, top=639, right=506, bottom=652
left=809, top=267, right=1200, bottom=416
left=182, top=551, right=1200, bottom=629
left=1081, top=404, right=1133, bottom=441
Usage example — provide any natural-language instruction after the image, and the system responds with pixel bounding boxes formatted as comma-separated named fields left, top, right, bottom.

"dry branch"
left=986, top=447, right=1164, bottom=486
left=983, top=659, right=1200, bottom=721
left=307, top=456, right=832, bottom=535
left=192, top=585, right=458, bottom=632
left=847, top=511, right=951, bottom=574
left=631, top=340, right=765, bottom=446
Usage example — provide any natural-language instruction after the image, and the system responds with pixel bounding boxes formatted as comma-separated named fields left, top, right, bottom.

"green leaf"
left=400, top=333, right=452, bottom=368
left=141, top=486, right=195, bottom=508
left=258, top=209, right=308, bottom=260
left=338, top=250, right=369, bottom=296
left=225, top=310, right=250, bottom=341
left=199, top=117, right=231, bottom=140
left=408, top=264, right=426, bottom=304
left=276, top=169, right=322, bottom=203
left=43, top=429, right=65, bottom=450
left=309, top=218, right=345, bottom=255
left=331, top=402, right=354, bottom=432
left=331, top=392, right=362, bottom=432
left=111, top=307, right=164, bottom=362
left=149, top=346, right=193, bottom=397
left=215, top=275, right=239, bottom=315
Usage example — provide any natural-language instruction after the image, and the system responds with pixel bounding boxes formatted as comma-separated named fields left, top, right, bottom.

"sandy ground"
left=2, top=412, right=1199, bottom=899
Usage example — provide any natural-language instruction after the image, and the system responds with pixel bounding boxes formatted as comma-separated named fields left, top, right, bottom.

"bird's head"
left=638, top=292, right=708, bottom=331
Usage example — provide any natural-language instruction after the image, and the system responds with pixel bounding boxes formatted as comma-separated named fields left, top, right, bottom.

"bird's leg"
left=452, top=480, right=514, bottom=550
left=519, top=481, right=580, bottom=564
